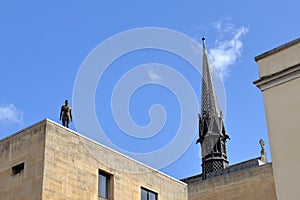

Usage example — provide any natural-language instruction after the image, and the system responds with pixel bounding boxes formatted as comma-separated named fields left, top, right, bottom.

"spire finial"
left=202, top=36, right=206, bottom=49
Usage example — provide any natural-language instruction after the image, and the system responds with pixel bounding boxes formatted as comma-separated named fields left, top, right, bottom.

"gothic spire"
left=197, top=37, right=229, bottom=179
left=201, top=37, right=220, bottom=118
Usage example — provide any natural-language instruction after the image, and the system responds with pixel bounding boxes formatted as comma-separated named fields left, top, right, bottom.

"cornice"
left=254, top=63, right=300, bottom=91
left=255, top=37, right=300, bottom=62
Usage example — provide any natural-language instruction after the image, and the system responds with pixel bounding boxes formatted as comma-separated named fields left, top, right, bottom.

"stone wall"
left=42, top=120, right=187, bottom=200
left=255, top=37, right=300, bottom=199
left=1, top=119, right=275, bottom=200
left=0, top=121, right=46, bottom=200
left=187, top=164, right=276, bottom=200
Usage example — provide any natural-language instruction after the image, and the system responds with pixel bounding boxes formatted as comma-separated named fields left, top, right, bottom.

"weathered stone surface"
left=0, top=119, right=278, bottom=200
left=186, top=164, right=276, bottom=200
left=0, top=121, right=46, bottom=200
left=42, top=120, right=187, bottom=200
left=255, top=37, right=300, bottom=200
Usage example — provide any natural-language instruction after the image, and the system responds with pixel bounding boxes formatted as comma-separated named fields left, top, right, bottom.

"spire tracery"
left=197, top=37, right=229, bottom=179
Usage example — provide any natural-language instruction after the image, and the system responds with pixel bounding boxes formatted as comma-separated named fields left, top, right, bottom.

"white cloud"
left=208, top=20, right=249, bottom=79
left=212, top=18, right=234, bottom=33
left=148, top=69, right=163, bottom=82
left=0, top=104, right=24, bottom=124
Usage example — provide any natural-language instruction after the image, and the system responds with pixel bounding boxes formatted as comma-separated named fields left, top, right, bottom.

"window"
left=141, top=187, right=157, bottom=200
left=98, top=170, right=111, bottom=199
left=12, top=162, right=24, bottom=175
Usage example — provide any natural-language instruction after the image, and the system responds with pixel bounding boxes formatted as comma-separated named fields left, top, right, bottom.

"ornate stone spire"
left=200, top=37, right=220, bottom=119
left=196, top=37, right=230, bottom=179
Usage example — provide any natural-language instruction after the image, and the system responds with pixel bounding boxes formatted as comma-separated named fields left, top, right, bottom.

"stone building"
left=0, top=119, right=276, bottom=200
left=0, top=119, right=187, bottom=200
left=254, top=37, right=300, bottom=200
left=1, top=37, right=299, bottom=199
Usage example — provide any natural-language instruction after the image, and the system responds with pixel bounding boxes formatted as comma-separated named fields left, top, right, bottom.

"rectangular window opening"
left=141, top=187, right=158, bottom=200
left=98, top=169, right=112, bottom=200
left=12, top=162, right=24, bottom=175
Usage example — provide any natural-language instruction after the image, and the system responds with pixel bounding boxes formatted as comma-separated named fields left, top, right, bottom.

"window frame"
left=98, top=169, right=112, bottom=200
left=12, top=162, right=24, bottom=175
left=141, top=187, right=158, bottom=200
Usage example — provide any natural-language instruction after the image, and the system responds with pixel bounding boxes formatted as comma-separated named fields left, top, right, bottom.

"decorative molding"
left=254, top=63, right=300, bottom=91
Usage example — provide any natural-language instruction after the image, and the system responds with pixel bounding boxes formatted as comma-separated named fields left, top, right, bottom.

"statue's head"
left=65, top=99, right=68, bottom=105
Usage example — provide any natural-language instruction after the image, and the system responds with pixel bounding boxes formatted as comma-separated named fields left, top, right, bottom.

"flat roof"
left=0, top=118, right=187, bottom=185
left=181, top=157, right=265, bottom=183
left=255, top=37, right=300, bottom=62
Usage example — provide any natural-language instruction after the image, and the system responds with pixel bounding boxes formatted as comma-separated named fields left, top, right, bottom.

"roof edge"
left=45, top=119, right=188, bottom=185
left=181, top=157, right=264, bottom=182
left=0, top=118, right=48, bottom=142
left=255, top=37, right=300, bottom=62
left=1, top=118, right=187, bottom=185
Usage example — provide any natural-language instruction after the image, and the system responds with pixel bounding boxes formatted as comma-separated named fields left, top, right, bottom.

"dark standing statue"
left=60, top=100, right=72, bottom=128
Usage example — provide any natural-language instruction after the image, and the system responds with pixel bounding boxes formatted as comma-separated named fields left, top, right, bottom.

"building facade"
left=254, top=37, right=300, bottom=200
left=183, top=161, right=276, bottom=200
left=0, top=119, right=187, bottom=200
left=0, top=119, right=277, bottom=200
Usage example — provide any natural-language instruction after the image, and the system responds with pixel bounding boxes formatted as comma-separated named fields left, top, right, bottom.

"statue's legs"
left=62, top=118, right=70, bottom=128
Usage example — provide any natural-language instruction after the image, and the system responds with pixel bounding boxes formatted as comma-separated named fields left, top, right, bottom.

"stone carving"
left=60, top=100, right=72, bottom=128
left=259, top=138, right=268, bottom=163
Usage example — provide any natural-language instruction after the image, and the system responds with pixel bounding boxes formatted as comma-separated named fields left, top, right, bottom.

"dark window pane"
left=141, top=187, right=157, bottom=200
left=149, top=192, right=157, bottom=200
left=141, top=188, right=148, bottom=200
left=12, top=162, right=24, bottom=175
left=98, top=173, right=108, bottom=198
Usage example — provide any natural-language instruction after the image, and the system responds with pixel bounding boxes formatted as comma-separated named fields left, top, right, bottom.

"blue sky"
left=0, top=1, right=299, bottom=179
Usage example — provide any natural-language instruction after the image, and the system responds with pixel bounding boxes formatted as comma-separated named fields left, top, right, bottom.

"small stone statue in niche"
left=259, top=138, right=268, bottom=163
